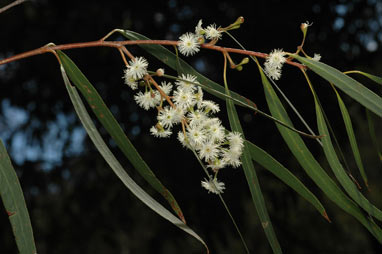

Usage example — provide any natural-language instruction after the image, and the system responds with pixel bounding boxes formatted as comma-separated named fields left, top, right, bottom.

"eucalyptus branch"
left=0, top=38, right=305, bottom=69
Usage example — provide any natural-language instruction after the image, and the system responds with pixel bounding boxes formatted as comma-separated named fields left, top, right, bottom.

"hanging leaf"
left=333, top=88, right=368, bottom=187
left=0, top=140, right=37, bottom=254
left=61, top=67, right=208, bottom=252
left=259, top=66, right=382, bottom=242
left=57, top=50, right=185, bottom=223
left=293, top=55, right=382, bottom=117
left=246, top=140, right=329, bottom=221
left=224, top=72, right=281, bottom=253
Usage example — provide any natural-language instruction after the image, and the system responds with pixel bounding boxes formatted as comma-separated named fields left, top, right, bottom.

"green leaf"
left=314, top=91, right=382, bottom=221
left=293, top=55, right=382, bottom=117
left=120, top=30, right=257, bottom=109
left=259, top=67, right=382, bottom=243
left=246, top=140, right=329, bottom=221
left=224, top=79, right=281, bottom=253
left=334, top=89, right=368, bottom=187
left=0, top=140, right=37, bottom=254
left=57, top=50, right=186, bottom=223
left=61, top=69, right=208, bottom=251
left=345, top=70, right=382, bottom=85
left=366, top=109, right=382, bottom=162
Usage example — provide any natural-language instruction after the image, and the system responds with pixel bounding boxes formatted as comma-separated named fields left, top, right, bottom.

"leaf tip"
left=323, top=210, right=331, bottom=223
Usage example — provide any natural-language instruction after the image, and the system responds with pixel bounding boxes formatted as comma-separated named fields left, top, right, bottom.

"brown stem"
left=0, top=0, right=27, bottom=14
left=0, top=39, right=306, bottom=69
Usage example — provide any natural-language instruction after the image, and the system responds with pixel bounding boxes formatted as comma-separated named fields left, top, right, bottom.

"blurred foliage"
left=0, top=0, right=381, bottom=253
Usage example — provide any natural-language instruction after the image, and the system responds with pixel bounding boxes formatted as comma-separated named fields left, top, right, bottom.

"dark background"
left=1, top=0, right=382, bottom=253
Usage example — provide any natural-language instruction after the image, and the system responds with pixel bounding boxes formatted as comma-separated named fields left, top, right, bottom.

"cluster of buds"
left=123, top=56, right=244, bottom=195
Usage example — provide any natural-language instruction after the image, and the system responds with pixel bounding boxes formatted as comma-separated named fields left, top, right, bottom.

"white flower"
left=264, top=64, right=282, bottom=80
left=301, top=21, right=313, bottom=31
left=264, top=49, right=286, bottom=80
left=134, top=91, right=160, bottom=110
left=201, top=100, right=220, bottom=113
left=227, top=132, right=244, bottom=151
left=178, top=32, right=200, bottom=56
left=201, top=178, right=225, bottom=194
left=187, top=125, right=207, bottom=147
left=157, top=106, right=180, bottom=128
left=159, top=81, right=173, bottom=95
left=207, top=158, right=227, bottom=171
left=125, top=57, right=148, bottom=80
left=123, top=74, right=138, bottom=90
left=222, top=148, right=242, bottom=168
left=173, top=88, right=196, bottom=109
left=198, top=141, right=220, bottom=161
left=194, top=86, right=204, bottom=108
left=207, top=119, right=225, bottom=142
left=266, top=49, right=286, bottom=69
left=175, top=74, right=199, bottom=92
left=312, top=53, right=321, bottom=61
left=187, top=110, right=208, bottom=128
left=177, top=131, right=191, bottom=148
left=195, top=19, right=204, bottom=36
left=150, top=125, right=172, bottom=138
left=156, top=68, right=165, bottom=76
left=205, top=24, right=222, bottom=40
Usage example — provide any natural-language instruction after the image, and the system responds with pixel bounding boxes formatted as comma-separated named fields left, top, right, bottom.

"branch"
left=0, top=0, right=28, bottom=14
left=0, top=39, right=306, bottom=69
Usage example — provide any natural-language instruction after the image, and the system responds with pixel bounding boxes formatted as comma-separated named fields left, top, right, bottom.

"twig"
left=0, top=39, right=306, bottom=69
left=0, top=0, right=28, bottom=14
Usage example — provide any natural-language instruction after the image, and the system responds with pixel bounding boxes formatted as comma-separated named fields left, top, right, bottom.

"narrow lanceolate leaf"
left=345, top=70, right=382, bottom=85
left=61, top=73, right=208, bottom=252
left=334, top=89, right=368, bottom=187
left=293, top=55, right=382, bottom=117
left=225, top=84, right=281, bottom=253
left=366, top=109, right=382, bottom=162
left=314, top=93, right=382, bottom=222
left=246, top=140, right=328, bottom=220
left=120, top=30, right=257, bottom=109
left=0, top=140, right=37, bottom=254
left=259, top=67, right=382, bottom=243
left=57, top=50, right=185, bottom=223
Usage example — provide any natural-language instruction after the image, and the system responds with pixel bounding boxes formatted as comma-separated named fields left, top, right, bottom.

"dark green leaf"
left=0, top=140, right=37, bottom=254
left=334, top=89, right=368, bottom=187
left=260, top=66, right=382, bottom=243
left=314, top=91, right=382, bottom=221
left=224, top=78, right=281, bottom=253
left=57, top=50, right=185, bottom=223
left=293, top=55, right=382, bottom=117
left=246, top=140, right=328, bottom=220
left=345, top=70, right=382, bottom=85
left=61, top=70, right=208, bottom=251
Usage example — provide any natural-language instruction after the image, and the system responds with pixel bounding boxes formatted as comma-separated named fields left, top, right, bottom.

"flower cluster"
left=178, top=20, right=223, bottom=57
left=264, top=49, right=287, bottom=80
left=123, top=58, right=244, bottom=194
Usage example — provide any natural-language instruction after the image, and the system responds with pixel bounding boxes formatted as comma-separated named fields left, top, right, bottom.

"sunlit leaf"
left=57, top=50, right=185, bottom=223
left=0, top=140, right=37, bottom=254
